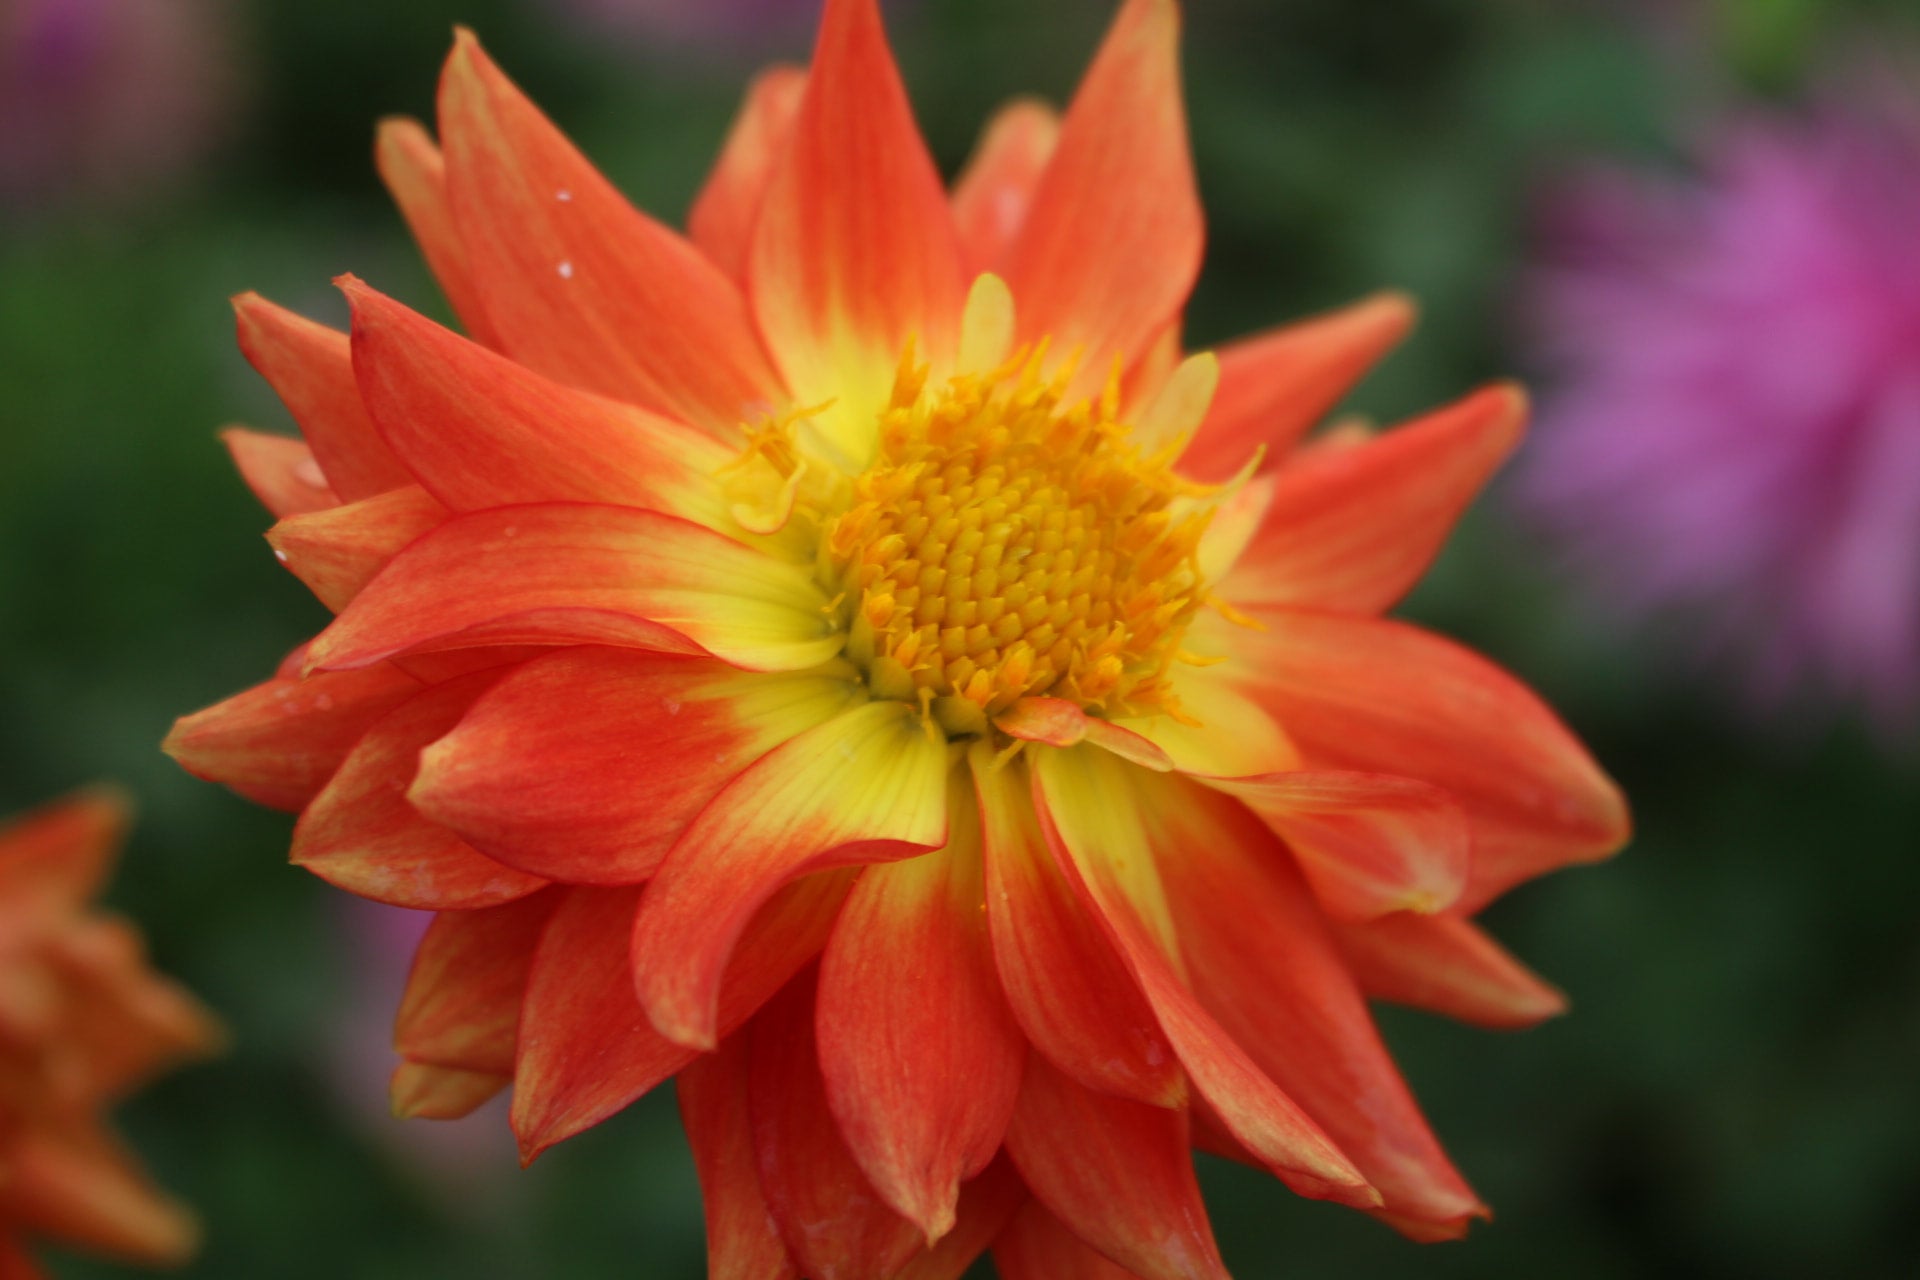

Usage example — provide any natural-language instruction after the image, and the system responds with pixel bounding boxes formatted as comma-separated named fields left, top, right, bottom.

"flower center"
left=825, top=347, right=1213, bottom=729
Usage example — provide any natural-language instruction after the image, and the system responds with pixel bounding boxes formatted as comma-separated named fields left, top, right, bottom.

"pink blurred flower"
left=1517, top=73, right=1920, bottom=735
left=0, top=0, right=239, bottom=208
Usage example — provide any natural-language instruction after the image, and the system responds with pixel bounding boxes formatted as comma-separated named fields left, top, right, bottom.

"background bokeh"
left=2, top=0, right=1916, bottom=1276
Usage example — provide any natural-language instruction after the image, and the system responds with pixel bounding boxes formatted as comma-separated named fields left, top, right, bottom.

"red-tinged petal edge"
left=1004, top=0, right=1200, bottom=389
left=163, top=662, right=423, bottom=812
left=220, top=427, right=337, bottom=518
left=970, top=744, right=1184, bottom=1108
left=1030, top=747, right=1376, bottom=1210
left=438, top=32, right=781, bottom=431
left=267, top=485, right=450, bottom=614
left=951, top=98, right=1061, bottom=273
left=232, top=293, right=413, bottom=501
left=631, top=701, right=948, bottom=1049
left=1227, top=610, right=1631, bottom=910
left=340, top=277, right=735, bottom=524
left=689, top=66, right=808, bottom=284
left=1218, top=383, right=1526, bottom=613
left=374, top=116, right=502, bottom=348
left=1153, top=782, right=1487, bottom=1234
left=1181, top=292, right=1417, bottom=481
left=395, top=890, right=560, bottom=1074
left=1003, top=1052, right=1228, bottom=1280
left=409, top=648, right=857, bottom=885
left=815, top=785, right=1026, bottom=1239
left=748, top=972, right=924, bottom=1280
left=677, top=1033, right=800, bottom=1280
left=513, top=870, right=853, bottom=1160
left=1207, top=770, right=1470, bottom=921
left=303, top=503, right=842, bottom=677
left=1330, top=911, right=1569, bottom=1030
left=993, top=1199, right=1147, bottom=1280
left=747, top=0, right=966, bottom=453
left=290, top=672, right=549, bottom=910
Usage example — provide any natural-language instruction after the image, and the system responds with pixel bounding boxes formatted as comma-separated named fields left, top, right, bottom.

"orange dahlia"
left=0, top=789, right=224, bottom=1276
left=166, top=0, right=1630, bottom=1273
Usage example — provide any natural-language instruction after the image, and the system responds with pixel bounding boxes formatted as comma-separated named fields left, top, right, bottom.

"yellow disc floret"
left=825, top=344, right=1215, bottom=726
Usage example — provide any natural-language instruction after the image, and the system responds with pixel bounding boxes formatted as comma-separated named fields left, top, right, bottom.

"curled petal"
left=163, top=662, right=423, bottom=812
left=891, top=1157, right=1025, bottom=1280
left=291, top=673, right=550, bottom=910
left=816, top=793, right=1025, bottom=1240
left=375, top=116, right=501, bottom=347
left=438, top=31, right=781, bottom=430
left=305, top=504, right=841, bottom=676
left=632, top=701, right=949, bottom=1049
left=411, top=648, right=855, bottom=884
left=220, top=427, right=336, bottom=518
left=1330, top=911, right=1568, bottom=1030
left=232, top=293, right=412, bottom=500
left=689, top=66, right=808, bottom=283
left=1181, top=292, right=1416, bottom=481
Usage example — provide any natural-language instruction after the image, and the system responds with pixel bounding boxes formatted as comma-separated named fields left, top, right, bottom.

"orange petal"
left=747, top=973, right=924, bottom=1280
left=290, top=672, right=550, bottom=910
left=341, top=277, right=734, bottom=525
left=993, top=698, right=1172, bottom=772
left=993, top=1199, right=1147, bottom=1280
left=1219, top=384, right=1525, bottom=612
left=747, top=0, right=966, bottom=453
left=220, top=427, right=337, bottom=518
left=815, top=802, right=1025, bottom=1239
left=1180, top=292, right=1416, bottom=482
left=1030, top=748, right=1374, bottom=1208
left=232, top=293, right=413, bottom=500
left=1003, top=1053, right=1226, bottom=1280
left=0, top=786, right=129, bottom=912
left=1329, top=912, right=1568, bottom=1030
left=891, top=1157, right=1025, bottom=1280
left=374, top=117, right=501, bottom=348
left=395, top=890, right=560, bottom=1074
left=389, top=1062, right=509, bottom=1119
left=411, top=648, right=853, bottom=884
left=1003, top=0, right=1200, bottom=388
left=267, top=485, right=450, bottom=613
left=437, top=31, right=782, bottom=431
left=676, top=1031, right=801, bottom=1280
left=1228, top=610, right=1631, bottom=910
left=304, top=503, right=840, bottom=675
left=1153, top=784, right=1488, bottom=1235
left=163, top=661, right=424, bottom=812
left=689, top=66, right=807, bottom=283
left=3, top=1122, right=197, bottom=1267
left=631, top=701, right=948, bottom=1049
left=951, top=99, right=1060, bottom=273
left=970, top=746, right=1181, bottom=1108
left=1206, top=771, right=1469, bottom=921
left=513, top=872, right=853, bottom=1159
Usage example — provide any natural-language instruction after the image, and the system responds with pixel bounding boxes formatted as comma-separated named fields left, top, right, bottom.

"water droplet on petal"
left=556, top=260, right=574, bottom=279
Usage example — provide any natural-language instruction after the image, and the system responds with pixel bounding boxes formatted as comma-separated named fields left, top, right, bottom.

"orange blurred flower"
left=167, top=0, right=1629, bottom=1273
left=0, top=789, right=225, bottom=1275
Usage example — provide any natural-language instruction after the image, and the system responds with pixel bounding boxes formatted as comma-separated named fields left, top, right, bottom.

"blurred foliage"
left=1, top=0, right=1915, bottom=1276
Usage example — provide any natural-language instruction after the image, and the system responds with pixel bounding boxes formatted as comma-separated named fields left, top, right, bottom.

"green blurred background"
left=2, top=0, right=1916, bottom=1276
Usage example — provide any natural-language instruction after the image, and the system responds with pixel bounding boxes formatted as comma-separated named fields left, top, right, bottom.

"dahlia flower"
left=1517, top=76, right=1920, bottom=731
left=0, top=789, right=225, bottom=1275
left=167, top=0, right=1629, bottom=1273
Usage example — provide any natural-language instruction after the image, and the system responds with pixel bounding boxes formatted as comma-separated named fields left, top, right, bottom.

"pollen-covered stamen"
left=826, top=343, right=1219, bottom=728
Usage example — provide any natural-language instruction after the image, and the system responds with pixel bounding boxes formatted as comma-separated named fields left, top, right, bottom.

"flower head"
left=168, top=0, right=1629, bottom=1272
left=0, top=788, right=225, bottom=1272
left=1517, top=71, right=1920, bottom=733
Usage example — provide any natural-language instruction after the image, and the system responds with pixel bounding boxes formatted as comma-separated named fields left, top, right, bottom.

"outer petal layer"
left=394, top=890, right=559, bottom=1074
left=994, top=1200, right=1147, bottom=1280
left=1330, top=912, right=1568, bottom=1029
left=438, top=32, right=781, bottom=431
left=677, top=1032, right=800, bottom=1280
left=375, top=116, right=501, bottom=347
left=689, top=67, right=807, bottom=284
left=951, top=99, right=1060, bottom=272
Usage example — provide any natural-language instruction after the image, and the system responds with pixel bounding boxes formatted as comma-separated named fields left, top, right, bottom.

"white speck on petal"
left=273, top=549, right=288, bottom=562
left=662, top=697, right=682, bottom=716
left=556, top=260, right=574, bottom=279
left=503, top=525, right=518, bottom=538
left=555, top=188, right=572, bottom=202
left=314, top=693, right=335, bottom=711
